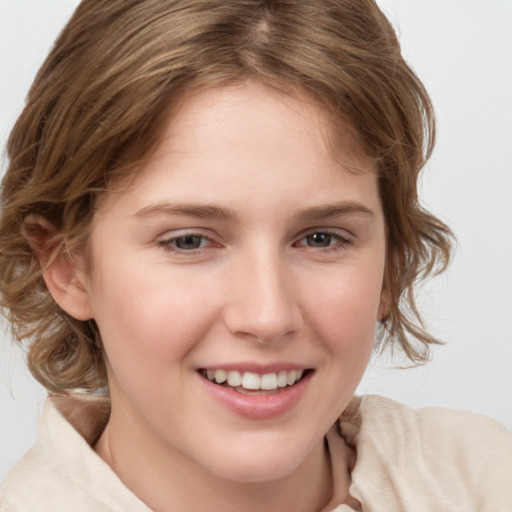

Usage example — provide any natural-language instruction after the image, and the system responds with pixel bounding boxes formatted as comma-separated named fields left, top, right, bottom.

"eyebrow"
left=294, top=202, right=375, bottom=221
left=133, top=202, right=239, bottom=221
left=133, top=200, right=374, bottom=222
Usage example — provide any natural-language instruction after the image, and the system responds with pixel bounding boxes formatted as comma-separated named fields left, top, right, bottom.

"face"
left=80, top=82, right=387, bottom=484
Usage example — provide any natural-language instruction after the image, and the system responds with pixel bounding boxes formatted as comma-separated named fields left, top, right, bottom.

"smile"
left=200, top=369, right=307, bottom=392
left=198, top=367, right=313, bottom=418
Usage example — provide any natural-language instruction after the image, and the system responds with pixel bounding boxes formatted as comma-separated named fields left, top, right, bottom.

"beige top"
left=1, top=394, right=511, bottom=511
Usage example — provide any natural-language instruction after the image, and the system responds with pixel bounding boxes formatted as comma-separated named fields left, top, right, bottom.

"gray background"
left=1, top=0, right=512, bottom=480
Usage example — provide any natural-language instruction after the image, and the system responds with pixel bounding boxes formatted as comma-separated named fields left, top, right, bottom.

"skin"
left=45, top=81, right=388, bottom=511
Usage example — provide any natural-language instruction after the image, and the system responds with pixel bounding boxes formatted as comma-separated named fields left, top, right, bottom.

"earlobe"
left=22, top=214, right=94, bottom=321
left=42, top=253, right=94, bottom=321
left=377, top=289, right=391, bottom=322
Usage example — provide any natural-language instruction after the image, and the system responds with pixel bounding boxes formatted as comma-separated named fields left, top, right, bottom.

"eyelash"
left=294, top=230, right=352, bottom=252
left=156, top=229, right=352, bottom=255
left=157, top=232, right=214, bottom=253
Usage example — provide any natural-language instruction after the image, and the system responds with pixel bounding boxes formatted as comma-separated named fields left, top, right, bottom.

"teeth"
left=227, top=370, right=242, bottom=387
left=260, top=373, right=278, bottom=390
left=277, top=370, right=288, bottom=388
left=204, top=369, right=305, bottom=391
left=242, top=372, right=260, bottom=390
left=214, top=369, right=227, bottom=383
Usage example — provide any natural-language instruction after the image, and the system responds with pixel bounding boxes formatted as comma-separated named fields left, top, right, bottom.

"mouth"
left=199, top=368, right=312, bottom=395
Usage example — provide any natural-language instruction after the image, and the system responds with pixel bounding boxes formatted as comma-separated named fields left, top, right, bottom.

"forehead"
left=96, top=81, right=378, bottom=218
left=173, top=81, right=371, bottom=161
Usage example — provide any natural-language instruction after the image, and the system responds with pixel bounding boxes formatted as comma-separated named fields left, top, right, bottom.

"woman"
left=1, top=1, right=511, bottom=510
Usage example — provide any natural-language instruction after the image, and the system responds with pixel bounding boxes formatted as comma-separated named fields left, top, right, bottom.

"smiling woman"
left=0, top=1, right=511, bottom=511
left=76, top=84, right=388, bottom=492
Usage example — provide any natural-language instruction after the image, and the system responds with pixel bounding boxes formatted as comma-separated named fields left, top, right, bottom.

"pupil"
left=176, top=235, right=202, bottom=250
left=307, top=233, right=331, bottom=247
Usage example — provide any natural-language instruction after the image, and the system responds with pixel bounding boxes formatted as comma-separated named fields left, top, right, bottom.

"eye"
left=172, top=234, right=208, bottom=250
left=305, top=232, right=335, bottom=247
left=295, top=230, right=351, bottom=250
left=157, top=232, right=215, bottom=253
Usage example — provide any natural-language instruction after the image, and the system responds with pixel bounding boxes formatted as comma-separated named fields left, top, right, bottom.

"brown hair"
left=0, top=0, right=452, bottom=393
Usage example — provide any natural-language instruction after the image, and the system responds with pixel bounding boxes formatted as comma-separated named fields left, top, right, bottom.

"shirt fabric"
left=1, top=394, right=511, bottom=511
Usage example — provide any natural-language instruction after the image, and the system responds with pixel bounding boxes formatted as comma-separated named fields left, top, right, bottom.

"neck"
left=95, top=417, right=338, bottom=512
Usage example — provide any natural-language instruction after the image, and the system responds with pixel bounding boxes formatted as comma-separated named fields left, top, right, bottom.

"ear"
left=22, top=214, right=94, bottom=321
left=377, top=287, right=391, bottom=322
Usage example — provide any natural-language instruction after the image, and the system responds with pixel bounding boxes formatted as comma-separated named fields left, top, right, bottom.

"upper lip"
left=197, top=363, right=311, bottom=374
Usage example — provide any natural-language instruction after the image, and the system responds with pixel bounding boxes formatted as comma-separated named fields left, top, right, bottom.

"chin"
left=214, top=458, right=301, bottom=484
left=199, top=437, right=312, bottom=484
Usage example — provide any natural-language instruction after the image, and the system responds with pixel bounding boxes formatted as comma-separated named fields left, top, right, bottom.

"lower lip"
left=199, top=372, right=312, bottom=420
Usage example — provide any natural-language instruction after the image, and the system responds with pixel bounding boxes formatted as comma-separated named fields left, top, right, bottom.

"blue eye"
left=158, top=233, right=211, bottom=252
left=296, top=231, right=351, bottom=250
left=173, top=235, right=206, bottom=250
left=305, top=232, right=335, bottom=247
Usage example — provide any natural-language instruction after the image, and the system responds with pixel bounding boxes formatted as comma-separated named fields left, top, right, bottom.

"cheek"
left=302, top=263, right=384, bottom=347
left=88, top=261, right=219, bottom=387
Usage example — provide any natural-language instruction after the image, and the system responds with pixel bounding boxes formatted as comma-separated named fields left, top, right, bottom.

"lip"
left=199, top=362, right=309, bottom=373
left=197, top=367, right=313, bottom=420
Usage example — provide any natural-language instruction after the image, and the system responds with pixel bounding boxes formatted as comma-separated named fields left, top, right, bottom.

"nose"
left=223, top=248, right=302, bottom=344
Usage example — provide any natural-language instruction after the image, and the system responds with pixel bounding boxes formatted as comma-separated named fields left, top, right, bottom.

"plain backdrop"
left=1, top=0, right=511, bottom=480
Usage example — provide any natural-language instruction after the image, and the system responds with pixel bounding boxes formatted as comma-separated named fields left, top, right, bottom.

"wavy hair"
left=0, top=0, right=452, bottom=393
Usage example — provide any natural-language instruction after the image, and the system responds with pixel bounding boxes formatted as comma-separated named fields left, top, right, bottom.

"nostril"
left=223, top=266, right=301, bottom=343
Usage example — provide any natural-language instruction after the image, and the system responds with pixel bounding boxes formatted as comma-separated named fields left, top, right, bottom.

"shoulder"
left=0, top=395, right=149, bottom=512
left=354, top=394, right=511, bottom=454
left=0, top=396, right=106, bottom=511
left=346, top=393, right=511, bottom=445
left=340, top=395, right=512, bottom=510
left=0, top=448, right=98, bottom=512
